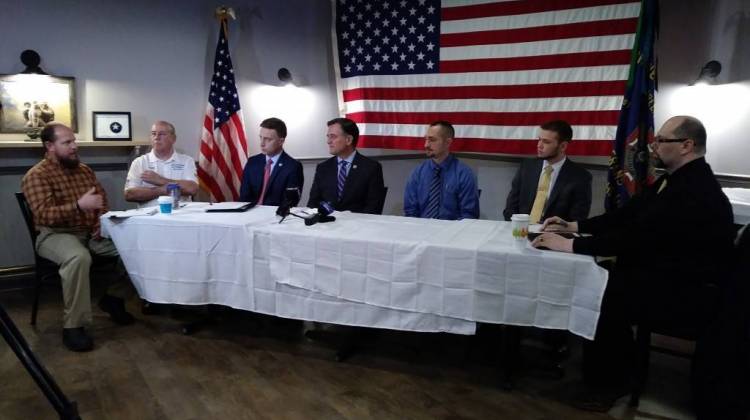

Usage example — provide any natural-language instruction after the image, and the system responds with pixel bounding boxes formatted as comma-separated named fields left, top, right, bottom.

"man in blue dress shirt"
left=403, top=121, right=479, bottom=220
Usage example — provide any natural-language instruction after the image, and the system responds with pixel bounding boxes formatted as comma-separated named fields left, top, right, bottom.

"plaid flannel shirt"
left=21, top=157, right=109, bottom=234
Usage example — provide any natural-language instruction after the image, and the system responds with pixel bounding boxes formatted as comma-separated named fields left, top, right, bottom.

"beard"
left=59, top=154, right=80, bottom=169
left=538, top=148, right=561, bottom=160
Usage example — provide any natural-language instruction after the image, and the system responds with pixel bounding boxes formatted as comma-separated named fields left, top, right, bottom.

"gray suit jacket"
left=503, top=158, right=592, bottom=222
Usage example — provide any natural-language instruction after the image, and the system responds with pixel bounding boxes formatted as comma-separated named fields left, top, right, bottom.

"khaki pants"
left=36, top=227, right=133, bottom=329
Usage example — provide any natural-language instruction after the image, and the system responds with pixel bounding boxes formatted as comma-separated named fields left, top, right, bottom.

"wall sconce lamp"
left=20, top=49, right=48, bottom=75
left=690, top=60, right=721, bottom=86
left=277, top=67, right=295, bottom=86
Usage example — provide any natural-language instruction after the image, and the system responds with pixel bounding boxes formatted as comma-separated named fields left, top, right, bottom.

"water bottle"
left=167, top=183, right=180, bottom=209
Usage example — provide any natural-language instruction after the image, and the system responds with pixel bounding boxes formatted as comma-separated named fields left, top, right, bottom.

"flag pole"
left=198, top=5, right=248, bottom=202
left=215, top=6, right=235, bottom=36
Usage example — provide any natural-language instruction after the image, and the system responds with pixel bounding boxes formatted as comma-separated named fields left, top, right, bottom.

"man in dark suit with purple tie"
left=239, top=117, right=303, bottom=206
left=307, top=117, right=385, bottom=214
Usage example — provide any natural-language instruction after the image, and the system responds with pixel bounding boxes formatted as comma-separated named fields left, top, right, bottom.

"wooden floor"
left=0, top=289, right=690, bottom=420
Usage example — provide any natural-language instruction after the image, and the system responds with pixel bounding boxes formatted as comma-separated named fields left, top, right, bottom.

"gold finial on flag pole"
left=215, top=6, right=235, bottom=36
left=215, top=6, right=236, bottom=21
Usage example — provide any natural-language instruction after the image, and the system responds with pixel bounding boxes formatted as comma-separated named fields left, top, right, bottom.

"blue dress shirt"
left=403, top=155, right=480, bottom=220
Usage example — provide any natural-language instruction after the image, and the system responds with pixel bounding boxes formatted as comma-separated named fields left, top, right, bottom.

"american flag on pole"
left=333, top=0, right=642, bottom=156
left=198, top=20, right=249, bottom=202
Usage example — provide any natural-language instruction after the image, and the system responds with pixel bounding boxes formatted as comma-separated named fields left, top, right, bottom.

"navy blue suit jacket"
left=239, top=151, right=304, bottom=206
left=307, top=152, right=385, bottom=214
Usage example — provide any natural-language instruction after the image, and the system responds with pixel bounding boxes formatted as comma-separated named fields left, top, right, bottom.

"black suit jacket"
left=239, top=151, right=304, bottom=206
left=574, top=158, right=735, bottom=325
left=307, top=152, right=385, bottom=214
left=503, top=158, right=592, bottom=222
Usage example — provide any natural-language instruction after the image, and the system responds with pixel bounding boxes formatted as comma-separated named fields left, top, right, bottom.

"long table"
left=101, top=204, right=608, bottom=339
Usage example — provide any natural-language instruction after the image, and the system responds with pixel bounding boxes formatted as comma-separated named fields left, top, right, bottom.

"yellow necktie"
left=530, top=165, right=553, bottom=224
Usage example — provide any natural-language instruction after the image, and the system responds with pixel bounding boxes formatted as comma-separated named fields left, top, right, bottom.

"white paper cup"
left=157, top=196, right=173, bottom=214
left=510, top=214, right=530, bottom=240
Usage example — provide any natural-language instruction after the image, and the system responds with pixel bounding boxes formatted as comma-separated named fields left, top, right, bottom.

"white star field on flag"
left=337, top=0, right=439, bottom=77
left=208, top=33, right=241, bottom=125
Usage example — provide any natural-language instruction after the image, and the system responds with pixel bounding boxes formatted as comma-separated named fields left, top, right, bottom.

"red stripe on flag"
left=203, top=114, right=213, bottom=133
left=197, top=166, right=226, bottom=203
left=358, top=135, right=613, bottom=156
left=441, top=18, right=638, bottom=47
left=347, top=110, right=620, bottom=126
left=210, top=134, right=240, bottom=200
left=343, top=81, right=626, bottom=101
left=442, top=0, right=638, bottom=20
left=229, top=113, right=249, bottom=157
left=218, top=121, right=244, bottom=179
left=440, top=50, right=632, bottom=73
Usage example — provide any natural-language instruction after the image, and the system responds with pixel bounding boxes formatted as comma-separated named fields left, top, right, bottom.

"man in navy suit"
left=239, top=117, right=303, bottom=206
left=307, top=118, right=385, bottom=214
left=503, top=120, right=592, bottom=223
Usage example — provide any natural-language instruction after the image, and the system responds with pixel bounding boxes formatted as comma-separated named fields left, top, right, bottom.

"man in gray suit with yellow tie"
left=502, top=119, right=593, bottom=363
left=503, top=120, right=592, bottom=224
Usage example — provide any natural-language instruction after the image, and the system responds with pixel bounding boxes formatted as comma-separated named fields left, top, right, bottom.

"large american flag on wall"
left=198, top=21, right=249, bottom=202
left=333, top=0, right=641, bottom=156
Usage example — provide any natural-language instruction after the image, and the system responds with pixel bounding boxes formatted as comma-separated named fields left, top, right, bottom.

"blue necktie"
left=337, top=160, right=348, bottom=201
left=425, top=166, right=441, bottom=218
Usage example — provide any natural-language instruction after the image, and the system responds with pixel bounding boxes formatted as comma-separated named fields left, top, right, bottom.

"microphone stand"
left=0, top=303, right=80, bottom=419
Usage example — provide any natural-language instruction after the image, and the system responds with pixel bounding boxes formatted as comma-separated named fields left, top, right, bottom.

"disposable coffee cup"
left=158, top=196, right=173, bottom=214
left=510, top=214, right=530, bottom=240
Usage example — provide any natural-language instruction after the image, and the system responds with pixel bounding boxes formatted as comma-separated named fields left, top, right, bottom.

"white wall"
left=655, top=0, right=750, bottom=176
left=0, top=0, right=338, bottom=159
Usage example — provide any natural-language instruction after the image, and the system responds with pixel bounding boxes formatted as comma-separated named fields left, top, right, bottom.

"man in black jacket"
left=533, top=115, right=736, bottom=410
left=307, top=118, right=385, bottom=214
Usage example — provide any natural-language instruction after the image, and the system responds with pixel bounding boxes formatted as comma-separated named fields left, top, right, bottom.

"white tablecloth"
left=267, top=212, right=608, bottom=339
left=102, top=205, right=475, bottom=334
left=724, top=188, right=750, bottom=225
left=102, top=203, right=608, bottom=339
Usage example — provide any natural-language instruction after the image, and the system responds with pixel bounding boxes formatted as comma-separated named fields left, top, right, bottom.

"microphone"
left=276, top=187, right=300, bottom=223
left=304, top=201, right=336, bottom=226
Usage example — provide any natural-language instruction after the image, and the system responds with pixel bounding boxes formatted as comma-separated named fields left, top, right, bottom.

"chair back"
left=15, top=192, right=39, bottom=243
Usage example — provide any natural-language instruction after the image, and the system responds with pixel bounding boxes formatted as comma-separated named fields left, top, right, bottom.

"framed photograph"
left=93, top=111, right=132, bottom=141
left=0, top=74, right=78, bottom=133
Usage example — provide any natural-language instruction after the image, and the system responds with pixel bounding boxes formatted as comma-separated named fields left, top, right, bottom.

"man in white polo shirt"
left=124, top=120, right=198, bottom=207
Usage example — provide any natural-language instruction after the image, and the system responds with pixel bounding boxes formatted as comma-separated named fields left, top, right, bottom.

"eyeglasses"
left=654, top=136, right=689, bottom=144
left=150, top=131, right=172, bottom=137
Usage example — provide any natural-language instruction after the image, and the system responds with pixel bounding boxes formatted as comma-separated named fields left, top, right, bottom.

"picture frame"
left=92, top=111, right=132, bottom=141
left=0, top=74, right=78, bottom=134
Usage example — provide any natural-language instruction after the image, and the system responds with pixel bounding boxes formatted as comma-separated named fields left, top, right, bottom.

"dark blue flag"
left=605, top=0, right=658, bottom=211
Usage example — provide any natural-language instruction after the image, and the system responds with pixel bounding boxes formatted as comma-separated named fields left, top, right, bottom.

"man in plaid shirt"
left=22, top=123, right=134, bottom=352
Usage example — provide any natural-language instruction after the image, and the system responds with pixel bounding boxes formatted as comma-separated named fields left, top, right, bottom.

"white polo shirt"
left=125, top=150, right=198, bottom=207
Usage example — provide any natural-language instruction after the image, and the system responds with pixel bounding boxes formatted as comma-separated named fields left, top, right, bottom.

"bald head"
left=40, top=122, right=70, bottom=145
left=664, top=115, right=707, bottom=155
